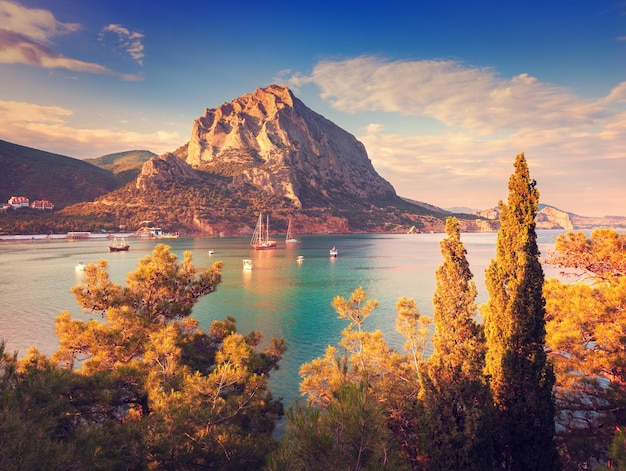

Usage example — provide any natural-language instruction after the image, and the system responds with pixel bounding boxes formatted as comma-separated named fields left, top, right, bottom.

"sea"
left=0, top=231, right=565, bottom=409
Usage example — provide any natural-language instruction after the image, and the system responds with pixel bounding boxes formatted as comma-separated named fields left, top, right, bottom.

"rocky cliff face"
left=136, top=152, right=201, bottom=190
left=473, top=204, right=598, bottom=230
left=536, top=205, right=574, bottom=230
left=186, top=84, right=396, bottom=208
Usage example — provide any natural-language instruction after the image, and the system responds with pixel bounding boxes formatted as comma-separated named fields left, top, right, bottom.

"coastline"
left=0, top=232, right=141, bottom=242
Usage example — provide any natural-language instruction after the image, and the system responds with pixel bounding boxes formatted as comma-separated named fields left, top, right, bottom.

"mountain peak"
left=185, top=84, right=396, bottom=208
left=251, top=83, right=294, bottom=107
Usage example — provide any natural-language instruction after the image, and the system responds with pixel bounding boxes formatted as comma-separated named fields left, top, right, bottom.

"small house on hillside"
left=31, top=200, right=54, bottom=210
left=8, top=196, right=29, bottom=208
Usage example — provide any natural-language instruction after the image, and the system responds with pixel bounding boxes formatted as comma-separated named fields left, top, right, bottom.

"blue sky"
left=1, top=0, right=625, bottom=217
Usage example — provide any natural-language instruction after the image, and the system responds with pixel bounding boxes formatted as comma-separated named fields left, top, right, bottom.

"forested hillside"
left=85, top=150, right=155, bottom=186
left=0, top=140, right=120, bottom=208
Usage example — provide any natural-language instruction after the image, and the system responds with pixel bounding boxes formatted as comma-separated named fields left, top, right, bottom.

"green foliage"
left=276, top=288, right=431, bottom=469
left=483, top=153, right=559, bottom=470
left=85, top=149, right=155, bottom=187
left=419, top=217, right=494, bottom=470
left=544, top=228, right=626, bottom=469
left=1, top=245, right=285, bottom=470
left=546, top=228, right=626, bottom=284
left=268, top=383, right=409, bottom=471
left=0, top=343, right=146, bottom=470
left=85, top=150, right=155, bottom=173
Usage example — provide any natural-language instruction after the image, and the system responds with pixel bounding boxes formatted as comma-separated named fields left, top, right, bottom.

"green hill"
left=85, top=150, right=155, bottom=185
left=0, top=139, right=120, bottom=209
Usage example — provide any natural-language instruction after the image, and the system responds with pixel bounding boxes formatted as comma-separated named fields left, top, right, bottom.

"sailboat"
left=250, top=213, right=277, bottom=250
left=285, top=216, right=299, bottom=243
left=108, top=237, right=130, bottom=252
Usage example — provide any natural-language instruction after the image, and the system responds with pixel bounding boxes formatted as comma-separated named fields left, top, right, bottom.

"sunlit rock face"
left=537, top=205, right=574, bottom=230
left=186, top=84, right=396, bottom=208
left=136, top=152, right=200, bottom=190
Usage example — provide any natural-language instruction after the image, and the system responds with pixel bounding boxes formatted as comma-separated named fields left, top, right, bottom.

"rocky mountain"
left=184, top=84, right=397, bottom=209
left=473, top=204, right=626, bottom=230
left=3, top=84, right=621, bottom=235
left=136, top=152, right=201, bottom=190
left=91, top=84, right=467, bottom=235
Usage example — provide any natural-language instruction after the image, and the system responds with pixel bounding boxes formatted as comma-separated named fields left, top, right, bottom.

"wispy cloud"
left=288, top=56, right=626, bottom=215
left=99, top=24, right=144, bottom=66
left=0, top=0, right=141, bottom=79
left=0, top=100, right=181, bottom=157
left=0, top=0, right=80, bottom=43
left=288, top=56, right=609, bottom=134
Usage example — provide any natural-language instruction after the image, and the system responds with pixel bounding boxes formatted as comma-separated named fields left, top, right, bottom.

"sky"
left=1, top=0, right=625, bottom=217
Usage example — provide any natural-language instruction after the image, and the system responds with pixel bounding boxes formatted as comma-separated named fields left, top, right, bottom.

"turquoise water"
left=0, top=231, right=562, bottom=407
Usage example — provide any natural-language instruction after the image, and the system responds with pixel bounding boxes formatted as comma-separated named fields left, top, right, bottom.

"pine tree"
left=420, top=217, right=493, bottom=470
left=49, top=245, right=285, bottom=469
left=544, top=228, right=626, bottom=469
left=483, top=153, right=559, bottom=470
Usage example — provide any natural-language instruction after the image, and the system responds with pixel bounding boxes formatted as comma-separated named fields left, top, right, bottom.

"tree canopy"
left=483, top=153, right=559, bottom=470
left=1, top=244, right=285, bottom=470
left=544, top=228, right=626, bottom=469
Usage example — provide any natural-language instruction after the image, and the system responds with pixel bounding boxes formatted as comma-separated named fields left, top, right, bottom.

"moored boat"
left=75, top=261, right=86, bottom=272
left=108, top=237, right=130, bottom=252
left=155, top=232, right=179, bottom=239
left=243, top=259, right=253, bottom=271
left=250, top=213, right=277, bottom=250
left=67, top=231, right=91, bottom=240
left=286, top=217, right=298, bottom=243
left=296, top=255, right=304, bottom=263
left=330, top=247, right=338, bottom=258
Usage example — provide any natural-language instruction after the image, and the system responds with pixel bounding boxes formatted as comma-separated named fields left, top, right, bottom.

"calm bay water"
left=0, top=231, right=563, bottom=407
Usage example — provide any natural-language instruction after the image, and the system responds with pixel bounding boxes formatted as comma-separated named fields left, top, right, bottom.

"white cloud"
left=365, top=123, right=384, bottom=134
left=0, top=1, right=142, bottom=78
left=0, top=100, right=181, bottom=157
left=288, top=56, right=626, bottom=216
left=288, top=56, right=609, bottom=134
left=100, top=24, right=144, bottom=65
left=602, top=81, right=626, bottom=104
left=0, top=0, right=80, bottom=43
left=0, top=29, right=138, bottom=78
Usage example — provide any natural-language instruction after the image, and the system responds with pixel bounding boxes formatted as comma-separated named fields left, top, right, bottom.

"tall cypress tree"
left=483, top=153, right=559, bottom=470
left=420, top=217, right=493, bottom=470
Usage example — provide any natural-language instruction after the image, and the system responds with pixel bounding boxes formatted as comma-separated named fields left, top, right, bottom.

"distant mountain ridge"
left=472, top=203, right=626, bottom=230
left=1, top=84, right=624, bottom=234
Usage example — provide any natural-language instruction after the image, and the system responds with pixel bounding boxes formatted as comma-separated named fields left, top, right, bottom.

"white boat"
left=286, top=217, right=299, bottom=243
left=75, top=261, right=87, bottom=272
left=330, top=247, right=338, bottom=258
left=243, top=259, right=253, bottom=271
left=155, top=232, right=179, bottom=239
left=208, top=250, right=214, bottom=255
left=250, top=213, right=277, bottom=250
left=296, top=255, right=304, bottom=263
left=67, top=231, right=91, bottom=240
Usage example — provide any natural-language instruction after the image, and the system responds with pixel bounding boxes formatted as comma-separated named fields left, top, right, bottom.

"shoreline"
left=0, top=232, right=142, bottom=242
